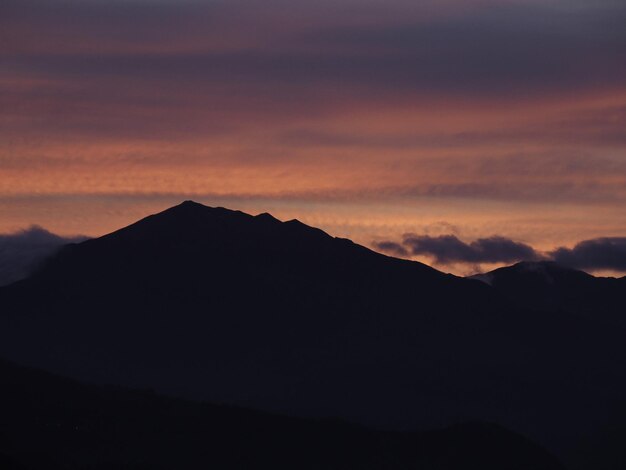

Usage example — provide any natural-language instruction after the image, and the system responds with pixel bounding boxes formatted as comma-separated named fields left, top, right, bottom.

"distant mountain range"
left=1, top=201, right=624, bottom=469
left=471, top=261, right=626, bottom=328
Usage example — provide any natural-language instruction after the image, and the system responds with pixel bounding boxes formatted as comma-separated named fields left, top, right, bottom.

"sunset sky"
left=2, top=0, right=625, bottom=275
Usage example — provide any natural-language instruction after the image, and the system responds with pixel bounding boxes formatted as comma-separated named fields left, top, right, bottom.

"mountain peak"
left=255, top=212, right=280, bottom=223
left=167, top=200, right=216, bottom=213
left=501, top=260, right=593, bottom=282
left=472, top=261, right=595, bottom=287
left=168, top=200, right=237, bottom=216
left=180, top=199, right=203, bottom=207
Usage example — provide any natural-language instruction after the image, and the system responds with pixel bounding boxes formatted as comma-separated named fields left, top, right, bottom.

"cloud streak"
left=4, top=1, right=625, bottom=96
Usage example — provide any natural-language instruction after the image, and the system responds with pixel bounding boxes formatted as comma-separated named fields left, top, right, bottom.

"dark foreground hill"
left=0, top=358, right=564, bottom=470
left=1, top=201, right=625, bottom=468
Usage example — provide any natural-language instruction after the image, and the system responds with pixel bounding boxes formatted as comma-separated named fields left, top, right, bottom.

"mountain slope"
left=472, top=261, right=626, bottom=328
left=0, top=358, right=565, bottom=470
left=1, top=201, right=625, bottom=467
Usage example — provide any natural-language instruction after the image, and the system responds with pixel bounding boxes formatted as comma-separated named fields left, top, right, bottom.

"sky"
left=1, top=0, right=625, bottom=276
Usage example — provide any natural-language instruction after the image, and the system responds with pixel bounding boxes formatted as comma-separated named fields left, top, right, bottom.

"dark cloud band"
left=374, top=234, right=626, bottom=272
left=400, top=234, right=540, bottom=264
left=550, top=238, right=626, bottom=271
left=3, top=1, right=626, bottom=98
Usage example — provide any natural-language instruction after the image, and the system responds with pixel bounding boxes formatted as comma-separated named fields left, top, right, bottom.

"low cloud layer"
left=0, top=226, right=87, bottom=286
left=550, top=238, right=626, bottom=271
left=374, top=234, right=626, bottom=272
left=374, top=235, right=540, bottom=264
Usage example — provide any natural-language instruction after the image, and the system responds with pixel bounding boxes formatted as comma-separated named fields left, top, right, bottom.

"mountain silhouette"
left=0, top=358, right=565, bottom=470
left=472, top=261, right=626, bottom=328
left=1, top=201, right=625, bottom=468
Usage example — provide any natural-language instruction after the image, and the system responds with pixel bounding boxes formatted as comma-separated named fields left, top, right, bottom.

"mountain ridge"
left=471, top=260, right=626, bottom=328
left=1, top=201, right=625, bottom=468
